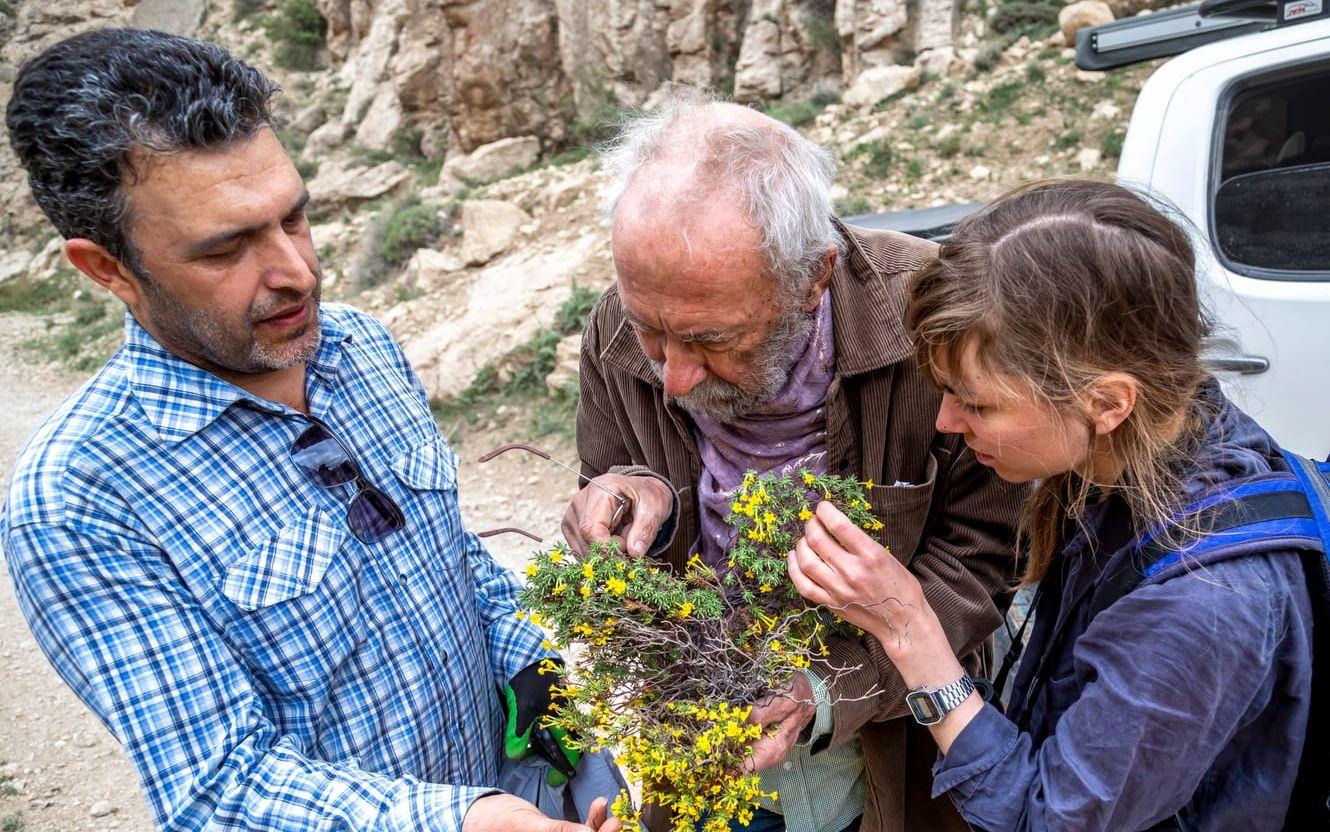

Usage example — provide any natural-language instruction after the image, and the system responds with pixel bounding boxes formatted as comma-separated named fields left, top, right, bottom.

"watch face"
left=907, top=690, right=942, bottom=725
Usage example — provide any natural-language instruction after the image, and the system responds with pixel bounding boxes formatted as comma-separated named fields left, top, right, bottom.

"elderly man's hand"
left=562, top=473, right=673, bottom=558
left=743, top=671, right=817, bottom=773
left=462, top=794, right=623, bottom=832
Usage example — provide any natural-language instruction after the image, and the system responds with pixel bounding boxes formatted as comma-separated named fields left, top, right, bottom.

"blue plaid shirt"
left=1, top=303, right=552, bottom=831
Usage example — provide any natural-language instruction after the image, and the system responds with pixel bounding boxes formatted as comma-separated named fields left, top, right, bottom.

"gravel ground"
left=0, top=312, right=576, bottom=832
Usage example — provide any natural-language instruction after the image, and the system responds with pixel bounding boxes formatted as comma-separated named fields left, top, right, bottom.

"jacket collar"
left=122, top=307, right=351, bottom=443
left=598, top=219, right=927, bottom=384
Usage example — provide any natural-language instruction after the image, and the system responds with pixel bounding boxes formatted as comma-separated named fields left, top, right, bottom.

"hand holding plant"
left=519, top=469, right=889, bottom=832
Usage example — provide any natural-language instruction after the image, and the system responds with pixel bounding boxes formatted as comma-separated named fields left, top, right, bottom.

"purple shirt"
left=691, top=291, right=835, bottom=565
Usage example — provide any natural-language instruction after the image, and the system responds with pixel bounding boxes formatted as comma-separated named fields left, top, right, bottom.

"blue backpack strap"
left=1083, top=452, right=1330, bottom=832
left=1086, top=475, right=1320, bottom=620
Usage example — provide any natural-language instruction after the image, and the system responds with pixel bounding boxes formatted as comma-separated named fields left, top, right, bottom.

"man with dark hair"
left=2, top=29, right=617, bottom=832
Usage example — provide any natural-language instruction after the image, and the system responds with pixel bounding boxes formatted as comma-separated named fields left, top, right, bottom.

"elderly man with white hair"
left=559, top=94, right=1028, bottom=832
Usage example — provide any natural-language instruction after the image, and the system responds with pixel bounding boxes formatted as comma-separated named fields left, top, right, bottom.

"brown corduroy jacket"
left=575, top=222, right=1027, bottom=832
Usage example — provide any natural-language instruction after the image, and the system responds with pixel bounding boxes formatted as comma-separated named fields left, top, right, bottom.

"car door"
left=1125, top=21, right=1330, bottom=457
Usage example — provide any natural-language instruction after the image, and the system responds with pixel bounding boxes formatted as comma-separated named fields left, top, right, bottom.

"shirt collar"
left=122, top=306, right=352, bottom=443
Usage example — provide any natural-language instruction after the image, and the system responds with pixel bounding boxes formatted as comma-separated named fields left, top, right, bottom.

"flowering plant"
left=518, top=469, right=885, bottom=831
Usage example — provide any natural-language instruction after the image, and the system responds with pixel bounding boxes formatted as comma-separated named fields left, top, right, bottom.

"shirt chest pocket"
left=868, top=451, right=938, bottom=564
left=219, top=504, right=369, bottom=696
left=389, top=435, right=468, bottom=573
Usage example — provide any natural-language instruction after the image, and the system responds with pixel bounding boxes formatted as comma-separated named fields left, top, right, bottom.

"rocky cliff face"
left=310, top=0, right=960, bottom=154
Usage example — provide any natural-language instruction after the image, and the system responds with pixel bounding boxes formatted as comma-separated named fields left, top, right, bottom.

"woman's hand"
left=788, top=501, right=927, bottom=650
left=790, top=501, right=982, bottom=752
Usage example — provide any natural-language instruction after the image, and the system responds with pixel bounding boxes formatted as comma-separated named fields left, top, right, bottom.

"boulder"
left=1059, top=1, right=1115, bottom=47
left=842, top=65, right=922, bottom=109
left=354, top=82, right=405, bottom=151
left=402, top=232, right=603, bottom=401
left=1077, top=147, right=1103, bottom=171
left=444, top=136, right=542, bottom=185
left=403, top=247, right=467, bottom=291
left=545, top=332, right=582, bottom=393
left=302, top=120, right=352, bottom=162
left=459, top=200, right=532, bottom=265
left=0, top=250, right=33, bottom=284
left=307, top=161, right=412, bottom=215
left=28, top=237, right=66, bottom=278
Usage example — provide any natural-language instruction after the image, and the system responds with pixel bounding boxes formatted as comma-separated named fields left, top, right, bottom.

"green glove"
left=502, top=660, right=582, bottom=786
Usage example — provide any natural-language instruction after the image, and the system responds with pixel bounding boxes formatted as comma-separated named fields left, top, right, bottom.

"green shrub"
left=973, top=41, right=1006, bottom=74
left=263, top=0, right=327, bottom=71
left=233, top=0, right=265, bottom=20
left=1100, top=128, right=1126, bottom=158
left=1053, top=129, right=1083, bottom=150
left=984, top=81, right=1024, bottom=119
left=990, top=1, right=1060, bottom=40
left=763, top=99, right=819, bottom=127
left=834, top=195, right=873, bottom=216
left=937, top=135, right=962, bottom=158
left=800, top=5, right=839, bottom=52
left=1024, top=61, right=1046, bottom=83
left=379, top=201, right=443, bottom=266
left=848, top=138, right=894, bottom=178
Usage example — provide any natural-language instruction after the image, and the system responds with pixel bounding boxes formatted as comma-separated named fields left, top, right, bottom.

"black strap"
left=1087, top=487, right=1314, bottom=620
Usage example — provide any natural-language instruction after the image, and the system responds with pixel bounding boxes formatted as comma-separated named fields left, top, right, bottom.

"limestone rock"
left=403, top=247, right=467, bottom=290
left=843, top=65, right=921, bottom=109
left=545, top=332, right=582, bottom=393
left=302, top=120, right=352, bottom=162
left=444, top=136, right=541, bottom=185
left=402, top=232, right=603, bottom=401
left=307, top=160, right=411, bottom=215
left=459, top=200, right=532, bottom=266
left=1059, top=1, right=1114, bottom=47
left=28, top=237, right=66, bottom=278
left=969, top=164, right=991, bottom=181
left=130, top=0, right=204, bottom=35
left=837, top=0, right=910, bottom=79
left=353, top=82, right=405, bottom=150
left=1077, top=147, right=1103, bottom=171
left=0, top=250, right=33, bottom=284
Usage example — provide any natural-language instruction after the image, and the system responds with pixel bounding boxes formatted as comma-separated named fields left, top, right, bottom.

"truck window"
left=1213, top=68, right=1330, bottom=279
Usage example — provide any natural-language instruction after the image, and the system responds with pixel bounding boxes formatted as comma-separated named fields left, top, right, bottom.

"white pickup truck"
left=858, top=0, right=1330, bottom=458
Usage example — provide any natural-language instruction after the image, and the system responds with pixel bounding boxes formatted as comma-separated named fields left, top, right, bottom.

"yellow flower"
left=579, top=585, right=592, bottom=598
left=802, top=471, right=815, bottom=485
left=582, top=563, right=595, bottom=579
left=548, top=549, right=565, bottom=564
left=551, top=582, right=567, bottom=596
left=730, top=501, right=743, bottom=514
left=759, top=584, right=772, bottom=593
left=769, top=639, right=783, bottom=652
left=798, top=507, right=813, bottom=521
left=525, top=563, right=539, bottom=577
left=862, top=479, right=874, bottom=490
left=605, top=576, right=627, bottom=596
left=678, top=601, right=694, bottom=618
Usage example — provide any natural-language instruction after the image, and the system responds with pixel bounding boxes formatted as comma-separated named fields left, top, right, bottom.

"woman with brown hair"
left=787, top=180, right=1315, bottom=830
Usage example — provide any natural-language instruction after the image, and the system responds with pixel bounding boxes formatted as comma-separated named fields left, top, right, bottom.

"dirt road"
left=0, top=312, right=575, bottom=832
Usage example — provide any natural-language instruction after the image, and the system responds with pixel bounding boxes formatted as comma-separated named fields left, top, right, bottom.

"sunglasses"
left=291, top=421, right=406, bottom=544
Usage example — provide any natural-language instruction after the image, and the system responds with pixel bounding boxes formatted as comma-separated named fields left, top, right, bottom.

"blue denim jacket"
left=931, top=386, right=1314, bottom=831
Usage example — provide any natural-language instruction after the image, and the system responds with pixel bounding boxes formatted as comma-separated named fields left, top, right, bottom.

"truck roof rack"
left=1075, top=0, right=1327, bottom=71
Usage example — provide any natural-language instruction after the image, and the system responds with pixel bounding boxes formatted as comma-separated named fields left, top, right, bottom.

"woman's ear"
left=1088, top=372, right=1138, bottom=437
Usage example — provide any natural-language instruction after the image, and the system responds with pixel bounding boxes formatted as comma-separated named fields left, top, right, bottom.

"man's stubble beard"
left=651, top=300, right=813, bottom=424
left=139, top=266, right=323, bottom=375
